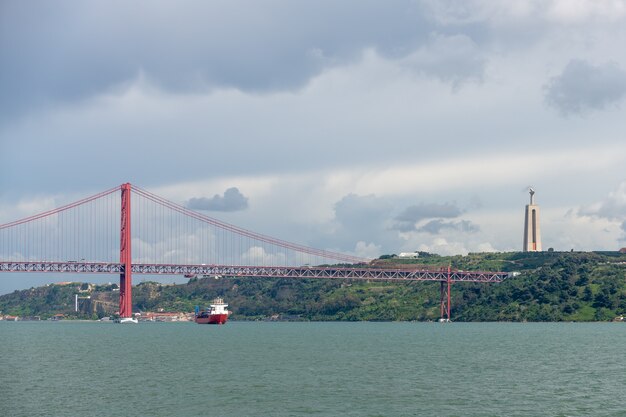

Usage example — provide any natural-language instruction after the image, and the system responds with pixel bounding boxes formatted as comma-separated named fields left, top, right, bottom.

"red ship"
left=195, top=298, right=230, bottom=324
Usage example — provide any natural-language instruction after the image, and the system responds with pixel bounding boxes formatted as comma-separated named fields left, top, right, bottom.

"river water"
left=1, top=321, right=625, bottom=417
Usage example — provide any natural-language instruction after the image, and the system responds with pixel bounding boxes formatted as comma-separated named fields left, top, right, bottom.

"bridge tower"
left=523, top=188, right=542, bottom=252
left=119, top=183, right=133, bottom=317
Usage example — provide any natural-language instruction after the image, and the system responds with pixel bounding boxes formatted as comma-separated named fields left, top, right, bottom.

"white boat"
left=114, top=317, right=138, bottom=324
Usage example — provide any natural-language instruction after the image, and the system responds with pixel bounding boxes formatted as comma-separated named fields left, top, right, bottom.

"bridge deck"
left=0, top=262, right=509, bottom=283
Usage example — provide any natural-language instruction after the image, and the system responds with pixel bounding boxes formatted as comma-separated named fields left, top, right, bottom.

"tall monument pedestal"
left=523, top=188, right=542, bottom=252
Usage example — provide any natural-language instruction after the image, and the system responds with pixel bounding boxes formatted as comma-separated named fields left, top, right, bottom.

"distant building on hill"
left=398, top=252, right=419, bottom=259
left=523, top=188, right=542, bottom=252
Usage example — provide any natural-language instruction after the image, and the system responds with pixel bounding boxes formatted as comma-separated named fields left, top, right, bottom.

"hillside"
left=1, top=251, right=625, bottom=321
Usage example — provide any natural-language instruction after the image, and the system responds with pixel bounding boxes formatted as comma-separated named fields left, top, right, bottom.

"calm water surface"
left=1, top=321, right=625, bottom=417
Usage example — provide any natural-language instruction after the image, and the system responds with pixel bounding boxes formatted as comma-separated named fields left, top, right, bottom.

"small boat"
left=195, top=298, right=230, bottom=325
left=114, top=317, right=138, bottom=324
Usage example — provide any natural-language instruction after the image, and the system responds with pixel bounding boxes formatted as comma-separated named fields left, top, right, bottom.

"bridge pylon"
left=439, top=266, right=451, bottom=322
left=119, top=183, right=132, bottom=318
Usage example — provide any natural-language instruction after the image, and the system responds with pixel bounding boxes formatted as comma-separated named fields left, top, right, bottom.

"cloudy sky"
left=1, top=1, right=626, bottom=293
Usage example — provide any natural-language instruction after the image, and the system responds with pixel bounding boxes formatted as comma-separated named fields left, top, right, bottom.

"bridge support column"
left=439, top=267, right=451, bottom=322
left=119, top=183, right=132, bottom=318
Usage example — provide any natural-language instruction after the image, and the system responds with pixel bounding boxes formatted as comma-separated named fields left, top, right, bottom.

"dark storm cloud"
left=0, top=0, right=491, bottom=124
left=544, top=59, right=626, bottom=115
left=417, top=219, right=479, bottom=234
left=393, top=202, right=462, bottom=232
left=187, top=187, right=248, bottom=212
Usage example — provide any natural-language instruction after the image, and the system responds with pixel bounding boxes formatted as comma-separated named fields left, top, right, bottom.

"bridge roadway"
left=0, top=261, right=509, bottom=283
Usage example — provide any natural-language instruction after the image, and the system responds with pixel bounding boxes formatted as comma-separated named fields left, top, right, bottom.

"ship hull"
left=195, top=314, right=228, bottom=325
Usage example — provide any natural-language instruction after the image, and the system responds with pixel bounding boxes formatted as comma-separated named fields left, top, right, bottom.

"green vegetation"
left=0, top=282, right=117, bottom=320
left=1, top=251, right=625, bottom=321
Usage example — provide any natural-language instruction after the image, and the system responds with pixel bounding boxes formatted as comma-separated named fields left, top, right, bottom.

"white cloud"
left=579, top=181, right=626, bottom=221
left=577, top=181, right=626, bottom=246
left=476, top=242, right=498, bottom=253
left=347, top=146, right=626, bottom=197
left=417, top=237, right=468, bottom=256
left=546, top=0, right=626, bottom=23
left=353, top=241, right=382, bottom=259
left=424, top=0, right=626, bottom=25
left=241, top=246, right=286, bottom=266
left=558, top=210, right=624, bottom=251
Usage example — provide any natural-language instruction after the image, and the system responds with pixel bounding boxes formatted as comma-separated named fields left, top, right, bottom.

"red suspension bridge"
left=0, top=183, right=508, bottom=320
